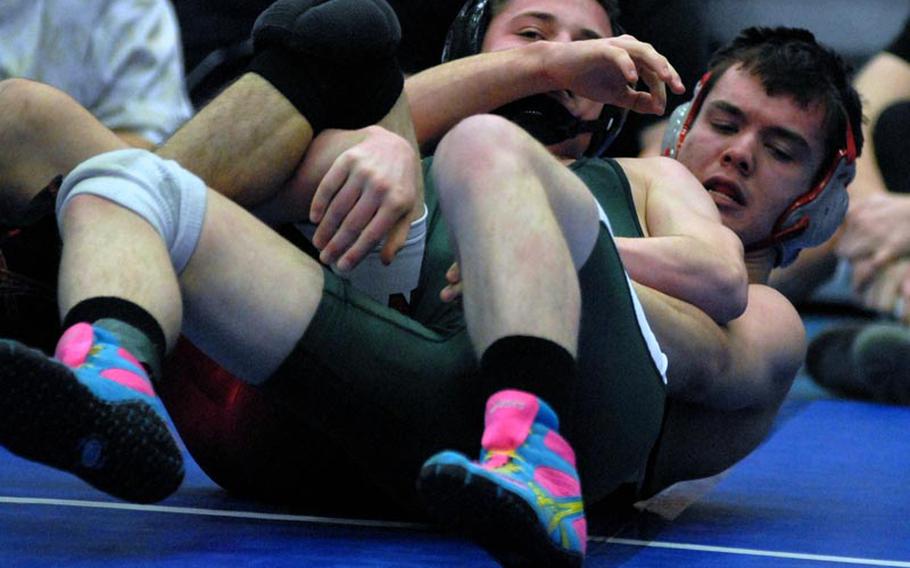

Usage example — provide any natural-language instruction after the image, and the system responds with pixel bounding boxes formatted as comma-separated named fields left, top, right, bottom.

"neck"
left=744, top=247, right=776, bottom=284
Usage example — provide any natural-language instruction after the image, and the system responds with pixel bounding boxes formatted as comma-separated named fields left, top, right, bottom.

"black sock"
left=479, top=336, right=576, bottom=420
left=62, top=297, right=166, bottom=383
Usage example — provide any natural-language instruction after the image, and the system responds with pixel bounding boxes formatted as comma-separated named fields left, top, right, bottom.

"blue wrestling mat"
left=595, top=399, right=910, bottom=567
left=1, top=317, right=909, bottom=566
left=2, top=400, right=908, bottom=566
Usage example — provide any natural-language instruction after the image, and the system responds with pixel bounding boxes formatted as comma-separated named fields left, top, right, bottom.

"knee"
left=0, top=78, right=70, bottom=144
left=432, top=114, right=532, bottom=203
left=435, top=114, right=529, bottom=167
left=249, top=0, right=403, bottom=131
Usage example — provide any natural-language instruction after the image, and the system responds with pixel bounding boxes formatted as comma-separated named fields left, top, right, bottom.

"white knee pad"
left=56, top=149, right=207, bottom=274
left=296, top=203, right=428, bottom=304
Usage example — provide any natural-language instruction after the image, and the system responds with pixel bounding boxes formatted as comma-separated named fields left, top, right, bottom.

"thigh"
left=570, top=224, right=667, bottom=504
left=162, top=338, right=410, bottom=517
left=638, top=397, right=784, bottom=499
left=179, top=188, right=326, bottom=383
left=262, top=270, right=483, bottom=509
left=520, top=146, right=603, bottom=268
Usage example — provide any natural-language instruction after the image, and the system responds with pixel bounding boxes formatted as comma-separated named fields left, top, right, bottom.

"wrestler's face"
left=481, top=0, right=613, bottom=154
left=676, top=65, right=827, bottom=249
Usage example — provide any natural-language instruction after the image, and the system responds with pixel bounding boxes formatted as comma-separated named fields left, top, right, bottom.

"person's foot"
left=806, top=322, right=910, bottom=405
left=0, top=323, right=184, bottom=502
left=417, top=390, right=585, bottom=568
left=853, top=323, right=910, bottom=405
left=805, top=324, right=866, bottom=398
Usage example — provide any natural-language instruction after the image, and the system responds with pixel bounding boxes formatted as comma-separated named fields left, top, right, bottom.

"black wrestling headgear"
left=441, top=0, right=627, bottom=156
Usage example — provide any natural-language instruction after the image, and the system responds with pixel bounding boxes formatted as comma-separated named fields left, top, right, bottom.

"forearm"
left=406, top=36, right=683, bottom=150
left=405, top=43, right=552, bottom=149
left=256, top=93, right=423, bottom=227
left=252, top=128, right=371, bottom=226
left=620, top=235, right=747, bottom=323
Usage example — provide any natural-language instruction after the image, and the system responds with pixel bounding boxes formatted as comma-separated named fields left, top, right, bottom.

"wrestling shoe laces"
left=0, top=322, right=184, bottom=503
left=418, top=389, right=586, bottom=568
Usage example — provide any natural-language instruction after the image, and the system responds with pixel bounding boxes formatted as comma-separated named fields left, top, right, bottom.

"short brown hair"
left=703, top=27, right=864, bottom=180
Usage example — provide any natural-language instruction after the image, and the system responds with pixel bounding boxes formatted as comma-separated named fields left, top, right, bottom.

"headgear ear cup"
left=759, top=118, right=856, bottom=266
left=660, top=101, right=691, bottom=158
left=440, top=0, right=627, bottom=156
left=661, top=72, right=712, bottom=158
left=440, top=0, right=492, bottom=63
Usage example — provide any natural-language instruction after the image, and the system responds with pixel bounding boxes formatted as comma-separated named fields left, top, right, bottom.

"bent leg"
left=0, top=79, right=130, bottom=224
left=430, top=114, right=601, bottom=354
left=0, top=0, right=416, bottom=503
left=420, top=115, right=664, bottom=566
left=178, top=188, right=325, bottom=381
left=157, top=73, right=314, bottom=207
left=164, top=182, right=471, bottom=513
left=56, top=152, right=326, bottom=383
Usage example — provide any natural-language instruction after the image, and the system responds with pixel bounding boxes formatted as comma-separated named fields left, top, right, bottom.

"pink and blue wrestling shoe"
left=418, top=390, right=586, bottom=568
left=0, top=322, right=183, bottom=503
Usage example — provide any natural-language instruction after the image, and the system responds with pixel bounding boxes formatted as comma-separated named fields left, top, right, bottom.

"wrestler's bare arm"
left=160, top=75, right=423, bottom=270
left=405, top=36, right=684, bottom=150
left=261, top=36, right=682, bottom=268
left=253, top=106, right=424, bottom=268
left=615, top=156, right=748, bottom=324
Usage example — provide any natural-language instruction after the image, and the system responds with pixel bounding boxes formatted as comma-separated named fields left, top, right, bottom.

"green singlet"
left=263, top=157, right=666, bottom=511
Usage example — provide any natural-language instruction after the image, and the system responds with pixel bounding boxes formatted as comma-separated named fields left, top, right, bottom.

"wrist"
left=526, top=41, right=561, bottom=94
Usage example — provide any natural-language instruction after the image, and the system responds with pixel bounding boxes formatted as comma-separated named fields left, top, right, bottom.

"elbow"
left=701, top=260, right=748, bottom=325
left=721, top=262, right=749, bottom=322
left=710, top=235, right=749, bottom=323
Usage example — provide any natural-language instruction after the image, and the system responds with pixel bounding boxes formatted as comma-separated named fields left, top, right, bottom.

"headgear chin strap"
left=441, top=0, right=627, bottom=156
left=494, top=94, right=626, bottom=149
left=661, top=71, right=857, bottom=267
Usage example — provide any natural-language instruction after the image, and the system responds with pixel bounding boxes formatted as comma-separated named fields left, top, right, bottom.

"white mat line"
left=598, top=537, right=910, bottom=567
left=0, top=496, right=427, bottom=530
left=6, top=496, right=908, bottom=566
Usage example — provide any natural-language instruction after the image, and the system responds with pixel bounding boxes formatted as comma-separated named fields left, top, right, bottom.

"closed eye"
left=711, top=121, right=737, bottom=134
left=766, top=145, right=794, bottom=163
left=517, top=28, right=545, bottom=40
